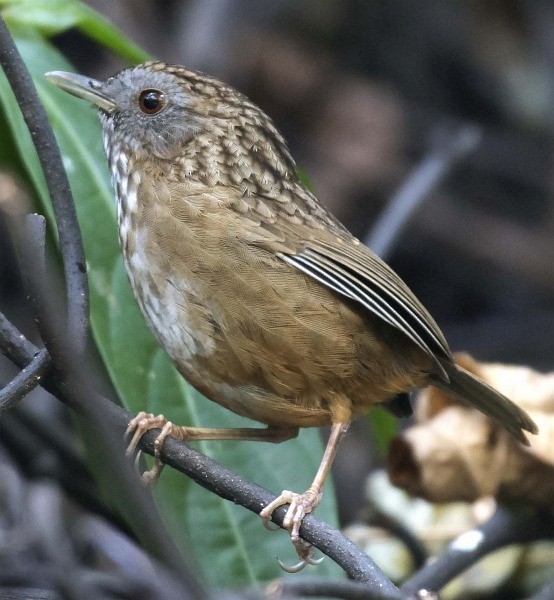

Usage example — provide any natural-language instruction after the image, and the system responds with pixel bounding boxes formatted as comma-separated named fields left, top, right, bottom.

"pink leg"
left=125, top=411, right=298, bottom=483
left=259, top=422, right=350, bottom=571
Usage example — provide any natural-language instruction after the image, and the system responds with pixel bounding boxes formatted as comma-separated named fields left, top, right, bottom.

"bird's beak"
left=45, top=71, right=117, bottom=113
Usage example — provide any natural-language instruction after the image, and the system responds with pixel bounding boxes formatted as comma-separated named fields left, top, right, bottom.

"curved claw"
left=278, top=540, right=323, bottom=572
left=277, top=557, right=308, bottom=573
left=141, top=467, right=162, bottom=486
left=133, top=450, right=143, bottom=470
left=261, top=518, right=280, bottom=531
left=131, top=446, right=163, bottom=486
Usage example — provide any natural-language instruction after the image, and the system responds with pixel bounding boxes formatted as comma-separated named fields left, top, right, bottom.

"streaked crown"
left=47, top=62, right=297, bottom=189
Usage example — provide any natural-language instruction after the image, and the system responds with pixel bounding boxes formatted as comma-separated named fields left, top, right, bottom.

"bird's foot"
left=125, top=412, right=177, bottom=485
left=260, top=487, right=324, bottom=572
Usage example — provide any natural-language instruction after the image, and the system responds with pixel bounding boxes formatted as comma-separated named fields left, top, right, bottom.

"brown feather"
left=82, top=60, right=536, bottom=441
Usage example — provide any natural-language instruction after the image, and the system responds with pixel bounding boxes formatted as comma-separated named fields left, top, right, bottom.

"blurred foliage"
left=0, top=0, right=343, bottom=588
left=352, top=472, right=554, bottom=599
left=369, top=407, right=398, bottom=457
left=0, top=0, right=149, bottom=62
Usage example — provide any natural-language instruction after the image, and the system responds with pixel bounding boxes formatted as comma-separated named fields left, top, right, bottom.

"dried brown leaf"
left=388, top=353, right=554, bottom=505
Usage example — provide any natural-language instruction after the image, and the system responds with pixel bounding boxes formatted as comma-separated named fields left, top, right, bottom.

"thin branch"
left=0, top=313, right=399, bottom=592
left=160, top=433, right=399, bottom=591
left=366, top=510, right=428, bottom=570
left=3, top=252, right=209, bottom=596
left=0, top=15, right=88, bottom=354
left=0, top=40, right=192, bottom=587
left=0, top=36, right=203, bottom=587
left=0, top=410, right=116, bottom=529
left=0, top=14, right=402, bottom=598
left=13, top=403, right=92, bottom=476
left=20, top=214, right=66, bottom=369
left=265, top=577, right=400, bottom=600
left=365, top=124, right=481, bottom=261
left=0, top=311, right=38, bottom=364
left=400, top=506, right=554, bottom=596
left=0, top=348, right=49, bottom=415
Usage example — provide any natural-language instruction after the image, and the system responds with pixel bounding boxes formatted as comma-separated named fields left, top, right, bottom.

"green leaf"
left=1, top=0, right=150, bottom=63
left=1, top=0, right=83, bottom=35
left=296, top=167, right=314, bottom=192
left=369, top=407, right=399, bottom=457
left=0, top=31, right=343, bottom=585
left=0, top=101, right=25, bottom=177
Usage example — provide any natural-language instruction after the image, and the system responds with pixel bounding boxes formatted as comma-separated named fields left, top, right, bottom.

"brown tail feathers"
left=432, top=361, right=538, bottom=446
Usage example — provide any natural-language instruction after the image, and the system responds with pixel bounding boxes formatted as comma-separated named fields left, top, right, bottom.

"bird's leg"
left=260, top=422, right=350, bottom=572
left=125, top=411, right=298, bottom=484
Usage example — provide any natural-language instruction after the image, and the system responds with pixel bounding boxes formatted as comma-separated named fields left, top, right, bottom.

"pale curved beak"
left=45, top=71, right=117, bottom=113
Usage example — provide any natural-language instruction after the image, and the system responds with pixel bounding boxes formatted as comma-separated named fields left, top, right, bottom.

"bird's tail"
left=433, top=361, right=538, bottom=445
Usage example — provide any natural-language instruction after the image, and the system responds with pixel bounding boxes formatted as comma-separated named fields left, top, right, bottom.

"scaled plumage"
left=47, top=63, right=537, bottom=570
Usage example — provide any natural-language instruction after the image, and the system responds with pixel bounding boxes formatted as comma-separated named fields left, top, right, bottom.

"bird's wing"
left=280, top=237, right=452, bottom=380
left=231, top=182, right=452, bottom=380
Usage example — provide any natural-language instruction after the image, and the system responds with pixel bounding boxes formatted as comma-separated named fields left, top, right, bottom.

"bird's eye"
left=138, top=89, right=165, bottom=115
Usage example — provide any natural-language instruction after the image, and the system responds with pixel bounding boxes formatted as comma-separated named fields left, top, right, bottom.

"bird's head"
left=47, top=61, right=296, bottom=191
left=46, top=61, right=226, bottom=161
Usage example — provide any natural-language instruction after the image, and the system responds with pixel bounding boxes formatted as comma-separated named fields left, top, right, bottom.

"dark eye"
left=138, top=89, right=165, bottom=115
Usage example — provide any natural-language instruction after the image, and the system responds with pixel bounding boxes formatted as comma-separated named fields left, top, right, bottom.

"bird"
left=46, top=62, right=537, bottom=571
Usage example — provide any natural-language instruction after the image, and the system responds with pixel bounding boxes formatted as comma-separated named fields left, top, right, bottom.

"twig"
left=0, top=348, right=49, bottom=415
left=265, top=577, right=400, bottom=599
left=20, top=214, right=66, bottom=368
left=0, top=312, right=399, bottom=591
left=0, top=22, right=207, bottom=590
left=14, top=404, right=91, bottom=475
left=366, top=510, right=428, bottom=569
left=365, top=124, right=481, bottom=261
left=0, top=15, right=88, bottom=354
left=400, top=506, right=554, bottom=596
left=0, top=311, right=38, bottom=364
left=6, top=230, right=209, bottom=596
left=160, top=433, right=399, bottom=590
left=0, top=410, right=121, bottom=531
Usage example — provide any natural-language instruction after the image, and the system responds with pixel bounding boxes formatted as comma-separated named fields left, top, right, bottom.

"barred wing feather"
left=282, top=241, right=452, bottom=381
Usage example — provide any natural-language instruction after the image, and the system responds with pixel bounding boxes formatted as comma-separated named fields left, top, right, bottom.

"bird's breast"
left=109, top=159, right=430, bottom=426
left=112, top=158, right=218, bottom=366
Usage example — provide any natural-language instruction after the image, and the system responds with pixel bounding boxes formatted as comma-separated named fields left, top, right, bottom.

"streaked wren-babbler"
left=47, top=62, right=537, bottom=571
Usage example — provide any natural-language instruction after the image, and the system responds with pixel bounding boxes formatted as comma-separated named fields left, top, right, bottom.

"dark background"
left=58, top=0, right=554, bottom=367
left=2, top=0, right=554, bottom=526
